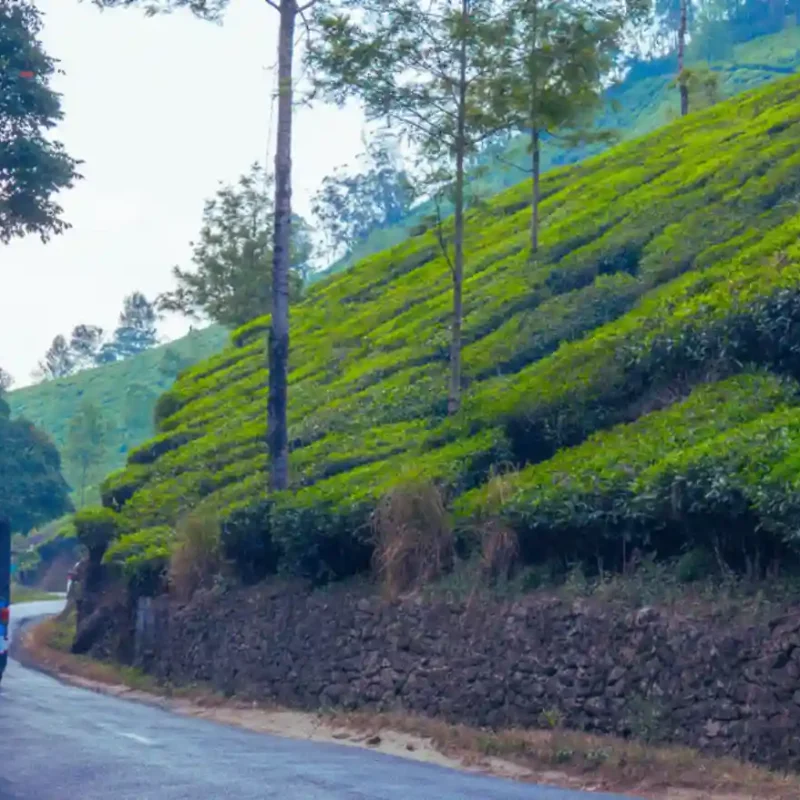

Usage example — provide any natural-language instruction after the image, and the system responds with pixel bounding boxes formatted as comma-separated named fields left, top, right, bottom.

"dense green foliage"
left=456, top=373, right=800, bottom=573
left=98, top=73, right=800, bottom=588
left=0, top=0, right=81, bottom=243
left=73, top=506, right=117, bottom=560
left=0, top=396, right=73, bottom=532
left=7, top=326, right=229, bottom=506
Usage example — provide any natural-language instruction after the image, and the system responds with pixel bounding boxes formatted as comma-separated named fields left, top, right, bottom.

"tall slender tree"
left=652, top=0, right=693, bottom=113
left=68, top=324, right=104, bottom=369
left=486, top=0, right=633, bottom=255
left=64, top=400, right=107, bottom=508
left=307, top=0, right=506, bottom=414
left=88, top=0, right=320, bottom=491
left=35, top=334, right=75, bottom=380
left=677, top=0, right=689, bottom=115
left=112, top=291, right=158, bottom=358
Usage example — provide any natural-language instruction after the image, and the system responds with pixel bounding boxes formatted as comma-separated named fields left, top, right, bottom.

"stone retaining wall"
left=131, top=583, right=800, bottom=769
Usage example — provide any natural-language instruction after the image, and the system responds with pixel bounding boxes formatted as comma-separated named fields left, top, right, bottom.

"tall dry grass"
left=168, top=512, right=222, bottom=602
left=371, top=480, right=454, bottom=600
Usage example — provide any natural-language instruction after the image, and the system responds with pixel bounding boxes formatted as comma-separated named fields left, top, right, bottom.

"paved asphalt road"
left=1, top=601, right=639, bottom=800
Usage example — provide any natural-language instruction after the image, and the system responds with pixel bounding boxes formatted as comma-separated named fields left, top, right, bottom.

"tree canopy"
left=312, top=135, right=418, bottom=261
left=112, top=291, right=159, bottom=359
left=0, top=0, right=81, bottom=243
left=64, top=400, right=107, bottom=508
left=0, top=367, right=13, bottom=393
left=157, top=163, right=313, bottom=329
left=34, top=293, right=160, bottom=381
left=0, top=404, right=73, bottom=532
left=35, top=334, right=74, bottom=380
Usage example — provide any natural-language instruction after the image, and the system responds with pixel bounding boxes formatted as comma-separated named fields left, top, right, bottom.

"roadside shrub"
left=220, top=500, right=277, bottom=585
left=168, top=512, right=222, bottom=602
left=676, top=547, right=717, bottom=583
left=371, top=480, right=454, bottom=600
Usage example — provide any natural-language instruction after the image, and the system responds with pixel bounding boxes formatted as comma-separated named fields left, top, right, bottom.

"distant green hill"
left=101, top=73, right=800, bottom=590
left=7, top=325, right=229, bottom=507
left=314, top=24, right=800, bottom=281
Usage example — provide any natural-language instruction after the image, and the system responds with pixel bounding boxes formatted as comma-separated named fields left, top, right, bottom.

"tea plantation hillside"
left=7, top=325, right=228, bottom=507
left=316, top=24, right=800, bottom=279
left=100, top=74, right=800, bottom=589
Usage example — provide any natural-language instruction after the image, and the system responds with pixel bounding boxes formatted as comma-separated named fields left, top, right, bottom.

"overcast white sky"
left=0, top=0, right=364, bottom=387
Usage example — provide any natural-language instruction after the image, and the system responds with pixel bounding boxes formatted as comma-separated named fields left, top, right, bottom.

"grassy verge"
left=22, top=610, right=161, bottom=694
left=10, top=584, right=60, bottom=603
left=21, top=613, right=800, bottom=800
left=324, top=711, right=800, bottom=800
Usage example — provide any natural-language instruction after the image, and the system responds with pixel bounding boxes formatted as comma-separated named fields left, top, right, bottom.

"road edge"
left=15, top=615, right=800, bottom=800
left=14, top=615, right=566, bottom=789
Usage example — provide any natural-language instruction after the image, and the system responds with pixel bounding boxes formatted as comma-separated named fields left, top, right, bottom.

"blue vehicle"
left=0, top=517, right=9, bottom=684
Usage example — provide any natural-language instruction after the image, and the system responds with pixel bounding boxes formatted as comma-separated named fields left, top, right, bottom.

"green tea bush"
left=100, top=464, right=153, bottom=511
left=455, top=373, right=800, bottom=574
left=73, top=507, right=118, bottom=562
left=103, top=525, right=173, bottom=595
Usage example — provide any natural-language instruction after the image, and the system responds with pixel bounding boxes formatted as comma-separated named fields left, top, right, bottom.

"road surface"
left=1, top=601, right=639, bottom=800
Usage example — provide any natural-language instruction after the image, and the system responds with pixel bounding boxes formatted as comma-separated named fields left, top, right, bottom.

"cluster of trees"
left=0, top=390, right=73, bottom=532
left=0, top=0, right=79, bottom=532
left=304, top=0, right=651, bottom=416
left=311, top=134, right=418, bottom=261
left=35, top=291, right=158, bottom=381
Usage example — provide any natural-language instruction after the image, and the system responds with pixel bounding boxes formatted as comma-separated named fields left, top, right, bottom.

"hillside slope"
left=102, top=74, right=800, bottom=588
left=11, top=26, right=800, bottom=514
left=316, top=24, right=800, bottom=279
left=8, top=325, right=228, bottom=507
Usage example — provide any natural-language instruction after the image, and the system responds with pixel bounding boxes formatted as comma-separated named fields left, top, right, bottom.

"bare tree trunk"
left=530, top=125, right=540, bottom=255
left=526, top=0, right=542, bottom=259
left=268, top=0, right=296, bottom=491
left=447, top=0, right=469, bottom=416
left=678, top=0, right=689, bottom=116
left=80, top=462, right=87, bottom=509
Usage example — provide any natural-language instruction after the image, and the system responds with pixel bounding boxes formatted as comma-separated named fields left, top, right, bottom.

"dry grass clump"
left=168, top=512, right=222, bottom=602
left=371, top=480, right=454, bottom=600
left=479, top=521, right=519, bottom=585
